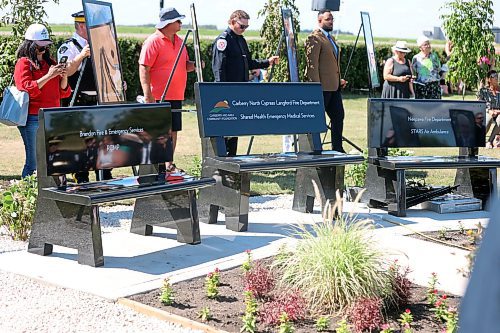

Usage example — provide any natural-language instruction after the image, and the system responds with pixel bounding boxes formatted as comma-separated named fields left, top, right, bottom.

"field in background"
left=2, top=93, right=500, bottom=195
left=0, top=24, right=449, bottom=46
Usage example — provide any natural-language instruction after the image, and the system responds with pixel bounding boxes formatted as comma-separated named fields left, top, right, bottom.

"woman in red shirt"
left=14, top=24, right=71, bottom=178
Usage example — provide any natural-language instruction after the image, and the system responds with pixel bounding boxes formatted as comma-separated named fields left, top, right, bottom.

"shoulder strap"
left=70, top=38, right=83, bottom=52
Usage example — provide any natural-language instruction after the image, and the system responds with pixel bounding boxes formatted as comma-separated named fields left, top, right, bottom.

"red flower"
left=245, top=249, right=251, bottom=254
left=442, top=294, right=447, bottom=300
left=433, top=289, right=438, bottom=294
left=215, top=267, right=220, bottom=273
left=405, top=308, right=411, bottom=313
left=436, top=301, right=442, bottom=307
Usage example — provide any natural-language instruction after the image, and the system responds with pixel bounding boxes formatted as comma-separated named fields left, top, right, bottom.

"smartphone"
left=59, top=56, right=68, bottom=64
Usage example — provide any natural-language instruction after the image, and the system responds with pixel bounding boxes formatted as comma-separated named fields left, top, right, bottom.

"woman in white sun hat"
left=381, top=40, right=414, bottom=99
left=13, top=23, right=71, bottom=177
left=412, top=35, right=442, bottom=99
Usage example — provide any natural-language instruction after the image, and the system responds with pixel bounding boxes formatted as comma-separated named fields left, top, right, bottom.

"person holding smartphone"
left=14, top=24, right=70, bottom=178
left=381, top=40, right=414, bottom=99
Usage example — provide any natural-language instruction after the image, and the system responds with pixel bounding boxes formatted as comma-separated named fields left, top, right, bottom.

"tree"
left=258, top=0, right=300, bottom=83
left=0, top=0, right=59, bottom=92
left=441, top=0, right=496, bottom=92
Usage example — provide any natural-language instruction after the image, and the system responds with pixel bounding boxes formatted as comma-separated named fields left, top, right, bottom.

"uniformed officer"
left=58, top=11, right=96, bottom=107
left=212, top=9, right=279, bottom=156
left=58, top=11, right=112, bottom=182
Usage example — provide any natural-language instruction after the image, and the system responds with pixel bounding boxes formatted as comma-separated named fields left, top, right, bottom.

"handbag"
left=0, top=75, right=29, bottom=126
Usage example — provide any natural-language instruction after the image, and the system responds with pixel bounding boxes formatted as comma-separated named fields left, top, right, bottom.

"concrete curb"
left=117, top=298, right=230, bottom=333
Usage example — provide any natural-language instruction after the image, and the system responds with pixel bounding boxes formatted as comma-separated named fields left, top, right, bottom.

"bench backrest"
left=368, top=99, right=486, bottom=149
left=195, top=82, right=326, bottom=156
left=37, top=103, right=172, bottom=177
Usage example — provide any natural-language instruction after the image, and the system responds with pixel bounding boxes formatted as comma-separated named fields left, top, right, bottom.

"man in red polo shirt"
left=139, top=7, right=195, bottom=172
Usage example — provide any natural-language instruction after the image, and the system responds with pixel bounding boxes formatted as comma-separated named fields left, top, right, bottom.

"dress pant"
left=323, top=90, right=345, bottom=152
left=225, top=137, right=238, bottom=156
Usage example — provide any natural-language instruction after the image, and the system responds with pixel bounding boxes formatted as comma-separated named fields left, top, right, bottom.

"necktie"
left=327, top=34, right=338, bottom=58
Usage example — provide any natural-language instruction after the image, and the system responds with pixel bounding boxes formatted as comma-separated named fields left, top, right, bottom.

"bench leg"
left=198, top=165, right=221, bottom=224
left=455, top=167, right=497, bottom=209
left=293, top=166, right=344, bottom=213
left=198, top=167, right=250, bottom=232
left=388, top=170, right=406, bottom=217
left=131, top=190, right=201, bottom=244
left=28, top=198, right=104, bottom=267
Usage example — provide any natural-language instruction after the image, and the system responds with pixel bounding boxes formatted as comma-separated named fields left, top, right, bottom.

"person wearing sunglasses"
left=212, top=9, right=279, bottom=156
left=477, top=69, right=500, bottom=148
left=13, top=23, right=71, bottom=178
left=140, top=7, right=198, bottom=173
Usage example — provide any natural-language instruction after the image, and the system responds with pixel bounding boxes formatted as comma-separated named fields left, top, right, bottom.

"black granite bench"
left=365, top=98, right=500, bottom=217
left=28, top=103, right=215, bottom=267
left=195, top=82, right=364, bottom=232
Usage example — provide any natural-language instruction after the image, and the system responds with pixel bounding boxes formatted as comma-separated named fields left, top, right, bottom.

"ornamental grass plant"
left=272, top=188, right=395, bottom=315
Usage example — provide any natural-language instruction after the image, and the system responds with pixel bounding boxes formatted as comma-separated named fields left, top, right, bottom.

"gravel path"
left=0, top=195, right=295, bottom=333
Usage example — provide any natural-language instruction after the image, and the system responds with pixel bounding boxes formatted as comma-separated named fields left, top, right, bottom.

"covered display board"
left=195, top=82, right=326, bottom=137
left=42, top=103, right=172, bottom=175
left=82, top=0, right=126, bottom=104
left=368, top=99, right=486, bottom=148
left=361, top=12, right=380, bottom=89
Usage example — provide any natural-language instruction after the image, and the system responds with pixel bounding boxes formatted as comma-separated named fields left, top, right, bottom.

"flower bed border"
left=117, top=298, right=230, bottom=333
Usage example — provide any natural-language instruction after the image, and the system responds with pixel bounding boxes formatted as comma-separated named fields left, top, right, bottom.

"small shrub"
left=198, top=306, right=212, bottom=322
left=272, top=199, right=394, bottom=313
left=0, top=175, right=38, bottom=241
left=315, top=316, right=330, bottom=332
left=432, top=294, right=449, bottom=322
left=398, top=308, right=413, bottom=333
left=244, top=261, right=275, bottom=299
left=443, top=306, right=459, bottom=333
left=335, top=319, right=352, bottom=333
left=205, top=270, right=219, bottom=299
left=241, top=290, right=258, bottom=333
left=278, top=312, right=294, bottom=333
left=426, top=272, right=439, bottom=305
left=242, top=249, right=252, bottom=273
left=159, top=278, right=174, bottom=305
left=347, top=297, right=383, bottom=333
left=388, top=260, right=412, bottom=308
left=259, top=289, right=307, bottom=326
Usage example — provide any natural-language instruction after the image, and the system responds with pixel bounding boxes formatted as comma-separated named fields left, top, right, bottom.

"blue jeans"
left=18, top=115, right=38, bottom=178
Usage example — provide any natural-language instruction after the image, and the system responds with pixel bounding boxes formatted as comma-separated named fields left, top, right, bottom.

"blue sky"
left=44, top=0, right=500, bottom=39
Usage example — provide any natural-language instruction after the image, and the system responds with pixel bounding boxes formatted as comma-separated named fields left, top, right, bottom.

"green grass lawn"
left=2, top=92, right=499, bottom=195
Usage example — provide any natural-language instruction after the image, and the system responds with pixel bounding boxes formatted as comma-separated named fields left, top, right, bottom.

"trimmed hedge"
left=1, top=35, right=448, bottom=101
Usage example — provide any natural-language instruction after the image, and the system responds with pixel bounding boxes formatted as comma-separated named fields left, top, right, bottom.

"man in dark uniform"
left=58, top=11, right=112, bottom=182
left=211, top=9, right=279, bottom=156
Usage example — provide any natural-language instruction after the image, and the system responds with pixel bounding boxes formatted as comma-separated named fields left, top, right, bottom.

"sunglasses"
left=237, top=21, right=249, bottom=30
left=37, top=46, right=47, bottom=52
left=489, top=73, right=498, bottom=79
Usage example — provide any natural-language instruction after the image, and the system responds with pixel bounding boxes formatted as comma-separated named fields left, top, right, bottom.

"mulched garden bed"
left=128, top=259, right=460, bottom=333
left=407, top=228, right=482, bottom=250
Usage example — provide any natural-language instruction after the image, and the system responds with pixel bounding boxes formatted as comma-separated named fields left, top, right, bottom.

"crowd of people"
left=11, top=6, right=499, bottom=179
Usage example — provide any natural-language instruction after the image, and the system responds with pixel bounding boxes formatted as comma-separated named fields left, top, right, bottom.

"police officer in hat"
left=58, top=10, right=112, bottom=182
left=212, top=9, right=279, bottom=156
left=58, top=11, right=96, bottom=107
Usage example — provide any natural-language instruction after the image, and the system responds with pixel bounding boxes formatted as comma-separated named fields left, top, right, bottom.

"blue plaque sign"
left=195, top=82, right=326, bottom=137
